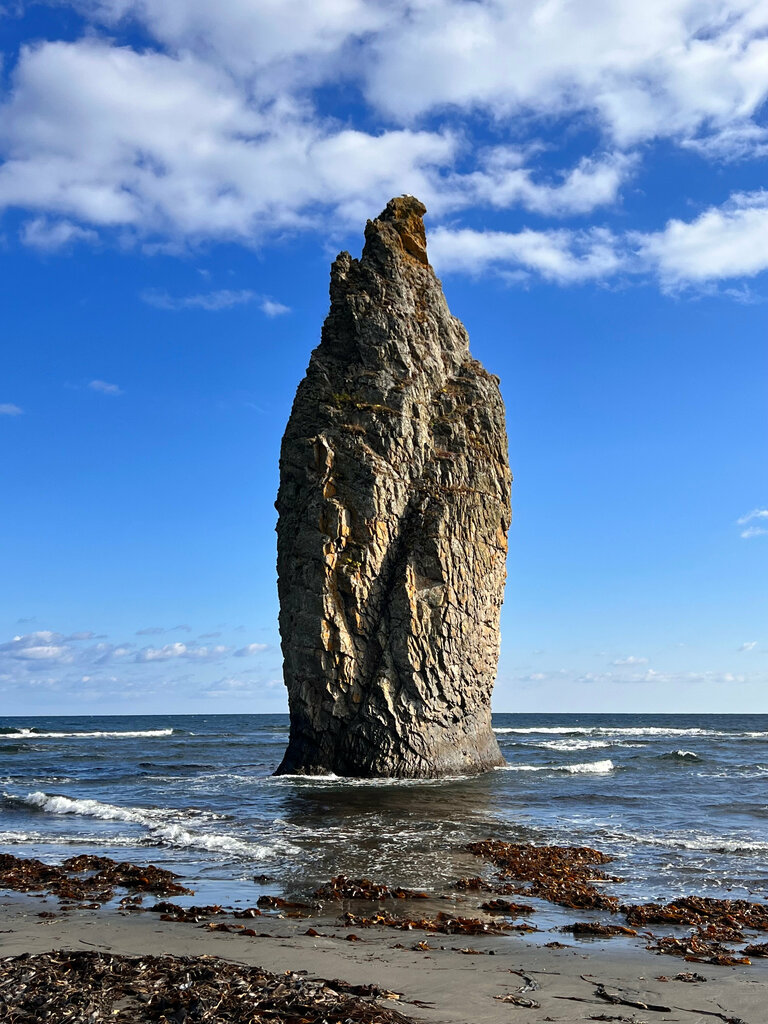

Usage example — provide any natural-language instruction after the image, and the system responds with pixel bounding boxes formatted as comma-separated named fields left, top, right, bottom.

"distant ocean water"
left=2, top=713, right=768, bottom=908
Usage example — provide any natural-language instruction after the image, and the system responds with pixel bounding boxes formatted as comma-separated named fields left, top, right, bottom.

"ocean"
left=2, top=713, right=768, bottom=913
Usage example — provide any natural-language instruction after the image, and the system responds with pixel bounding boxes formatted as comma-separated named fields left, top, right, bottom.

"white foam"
left=5, top=728, right=174, bottom=739
left=8, top=791, right=275, bottom=859
left=538, top=739, right=615, bottom=752
left=496, top=759, right=614, bottom=775
left=615, top=828, right=768, bottom=854
left=494, top=726, right=768, bottom=738
left=267, top=772, right=476, bottom=786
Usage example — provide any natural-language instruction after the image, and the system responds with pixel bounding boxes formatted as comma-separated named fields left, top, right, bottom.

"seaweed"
left=467, top=840, right=621, bottom=911
left=0, top=853, right=191, bottom=902
left=0, top=951, right=416, bottom=1023
left=315, top=876, right=429, bottom=901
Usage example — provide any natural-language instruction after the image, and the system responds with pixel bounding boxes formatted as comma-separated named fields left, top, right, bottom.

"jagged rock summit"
left=275, top=196, right=511, bottom=778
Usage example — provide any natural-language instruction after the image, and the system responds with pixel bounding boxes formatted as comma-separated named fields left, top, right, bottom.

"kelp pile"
left=0, top=853, right=190, bottom=903
left=624, top=896, right=768, bottom=931
left=466, top=840, right=768, bottom=965
left=467, top=840, right=621, bottom=911
left=480, top=898, right=535, bottom=914
left=0, top=951, right=415, bottom=1024
left=341, top=909, right=536, bottom=936
left=647, top=935, right=751, bottom=967
left=315, top=876, right=429, bottom=901
left=560, top=922, right=637, bottom=938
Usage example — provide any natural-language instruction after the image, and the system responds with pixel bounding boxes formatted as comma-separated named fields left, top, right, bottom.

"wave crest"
left=496, top=759, right=614, bottom=775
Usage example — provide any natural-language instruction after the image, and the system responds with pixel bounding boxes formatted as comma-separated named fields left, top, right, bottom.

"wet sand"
left=2, top=892, right=764, bottom=1023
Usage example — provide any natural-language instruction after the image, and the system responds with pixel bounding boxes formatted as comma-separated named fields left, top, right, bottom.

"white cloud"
left=1, top=2, right=768, bottom=294
left=0, top=403, right=22, bottom=415
left=0, top=39, right=455, bottom=243
left=142, top=288, right=257, bottom=311
left=202, top=674, right=281, bottom=698
left=611, top=655, right=649, bottom=666
left=455, top=150, right=636, bottom=216
left=636, top=191, right=768, bottom=287
left=234, top=642, right=269, bottom=657
left=738, top=641, right=758, bottom=652
left=134, top=641, right=231, bottom=662
left=364, top=0, right=768, bottom=152
left=88, top=379, right=122, bottom=395
left=0, top=632, right=74, bottom=665
left=260, top=298, right=290, bottom=317
left=83, top=0, right=388, bottom=82
left=12, top=645, right=71, bottom=661
left=429, top=225, right=623, bottom=283
left=737, top=508, right=768, bottom=538
left=737, top=508, right=768, bottom=524
left=20, top=216, right=98, bottom=250
left=135, top=642, right=189, bottom=662
left=431, top=191, right=768, bottom=288
left=143, top=288, right=291, bottom=314
left=741, top=526, right=768, bottom=539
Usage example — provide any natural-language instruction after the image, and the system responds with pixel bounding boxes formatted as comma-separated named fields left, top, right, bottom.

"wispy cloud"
left=134, top=642, right=231, bottom=662
left=88, top=379, right=123, bottom=395
left=234, top=643, right=269, bottom=657
left=738, top=641, right=758, bottom=652
left=20, top=217, right=98, bottom=251
left=0, top=403, right=23, bottom=416
left=141, top=288, right=256, bottom=311
left=741, top=527, right=768, bottom=539
left=737, top=508, right=768, bottom=538
left=260, top=298, right=290, bottom=317
left=611, top=655, right=649, bottom=666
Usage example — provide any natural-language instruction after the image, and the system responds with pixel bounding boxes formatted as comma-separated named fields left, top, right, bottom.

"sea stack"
left=275, top=196, right=511, bottom=778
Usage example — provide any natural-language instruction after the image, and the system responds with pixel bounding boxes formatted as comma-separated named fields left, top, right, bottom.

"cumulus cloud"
left=429, top=225, right=623, bottom=283
left=0, top=403, right=23, bottom=415
left=452, top=150, right=636, bottom=217
left=611, top=655, right=649, bottom=666
left=636, top=191, right=768, bottom=288
left=88, top=379, right=122, bottom=395
left=1, top=1, right=768, bottom=293
left=363, top=0, right=768, bottom=150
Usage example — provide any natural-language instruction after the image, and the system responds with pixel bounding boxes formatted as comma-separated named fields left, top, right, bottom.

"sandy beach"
left=2, top=887, right=765, bottom=1024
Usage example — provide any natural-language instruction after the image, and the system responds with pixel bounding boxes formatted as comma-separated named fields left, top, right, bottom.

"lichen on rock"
left=275, top=196, right=511, bottom=778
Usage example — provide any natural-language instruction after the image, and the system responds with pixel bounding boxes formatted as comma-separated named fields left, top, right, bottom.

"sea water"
left=2, top=713, right=767, bottom=907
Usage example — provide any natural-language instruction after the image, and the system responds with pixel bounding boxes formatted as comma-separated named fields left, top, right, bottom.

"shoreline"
left=2, top=893, right=765, bottom=1024
left=3, top=858, right=767, bottom=1024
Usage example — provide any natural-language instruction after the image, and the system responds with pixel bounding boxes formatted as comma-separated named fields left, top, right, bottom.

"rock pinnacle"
left=275, top=196, right=511, bottom=777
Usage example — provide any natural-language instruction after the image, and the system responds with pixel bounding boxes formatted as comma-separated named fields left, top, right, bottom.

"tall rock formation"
left=275, top=196, right=511, bottom=778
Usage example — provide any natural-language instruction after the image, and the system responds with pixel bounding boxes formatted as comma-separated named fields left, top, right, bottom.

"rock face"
left=275, top=196, right=511, bottom=778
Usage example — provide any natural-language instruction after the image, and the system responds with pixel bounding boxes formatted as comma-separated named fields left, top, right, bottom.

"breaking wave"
left=494, top=726, right=768, bottom=739
left=496, top=759, right=614, bottom=775
left=0, top=728, right=174, bottom=740
left=4, top=791, right=275, bottom=859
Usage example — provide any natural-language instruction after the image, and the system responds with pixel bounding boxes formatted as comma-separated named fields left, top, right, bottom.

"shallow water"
left=2, top=713, right=767, bottom=906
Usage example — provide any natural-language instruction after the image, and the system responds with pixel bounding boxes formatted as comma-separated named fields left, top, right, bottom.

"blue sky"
left=1, top=0, right=766, bottom=716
